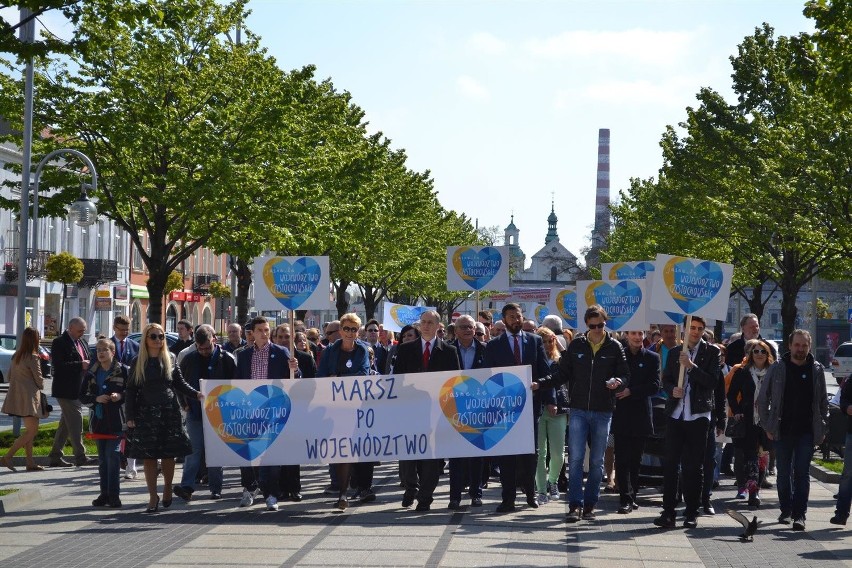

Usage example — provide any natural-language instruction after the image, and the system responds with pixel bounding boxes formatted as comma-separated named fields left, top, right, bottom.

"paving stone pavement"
left=0, top=459, right=850, bottom=567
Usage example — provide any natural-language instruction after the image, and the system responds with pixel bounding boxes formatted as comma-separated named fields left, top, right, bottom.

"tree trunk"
left=360, top=284, right=384, bottom=321
left=145, top=268, right=168, bottom=324
left=334, top=280, right=350, bottom=318
left=235, top=258, right=253, bottom=325
left=746, top=280, right=766, bottom=321
left=58, top=283, right=66, bottom=333
left=779, top=278, right=800, bottom=355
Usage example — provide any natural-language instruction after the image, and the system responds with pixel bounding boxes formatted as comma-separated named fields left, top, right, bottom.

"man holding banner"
left=653, top=316, right=720, bottom=530
left=486, top=303, right=551, bottom=513
left=393, top=310, right=460, bottom=512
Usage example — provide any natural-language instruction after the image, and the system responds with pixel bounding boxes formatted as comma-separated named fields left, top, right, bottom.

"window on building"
left=727, top=310, right=734, bottom=324
left=770, top=312, right=779, bottom=326
left=551, top=266, right=557, bottom=282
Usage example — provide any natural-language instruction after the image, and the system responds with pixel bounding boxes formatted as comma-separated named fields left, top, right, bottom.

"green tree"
left=44, top=250, right=82, bottom=332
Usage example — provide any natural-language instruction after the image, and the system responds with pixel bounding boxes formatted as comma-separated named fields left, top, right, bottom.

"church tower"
left=544, top=199, right=558, bottom=245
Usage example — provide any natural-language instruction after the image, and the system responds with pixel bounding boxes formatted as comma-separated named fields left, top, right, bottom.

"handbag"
left=39, top=392, right=53, bottom=418
left=725, top=416, right=746, bottom=438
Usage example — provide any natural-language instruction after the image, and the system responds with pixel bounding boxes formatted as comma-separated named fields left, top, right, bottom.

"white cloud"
left=525, top=29, right=698, bottom=66
left=457, top=75, right=491, bottom=102
left=553, top=76, right=704, bottom=108
left=466, top=31, right=508, bottom=55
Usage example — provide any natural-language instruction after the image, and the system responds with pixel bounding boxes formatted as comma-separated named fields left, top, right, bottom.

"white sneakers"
left=266, top=496, right=278, bottom=511
left=239, top=488, right=260, bottom=507
left=123, top=470, right=137, bottom=480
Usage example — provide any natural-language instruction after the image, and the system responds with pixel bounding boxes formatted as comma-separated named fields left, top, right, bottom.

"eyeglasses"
left=587, top=323, right=606, bottom=330
left=752, top=348, right=768, bottom=355
left=437, top=329, right=446, bottom=335
left=148, top=334, right=165, bottom=340
left=341, top=326, right=359, bottom=333
left=474, top=332, right=485, bottom=337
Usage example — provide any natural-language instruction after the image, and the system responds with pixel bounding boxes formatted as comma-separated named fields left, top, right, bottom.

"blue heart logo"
left=452, top=247, right=502, bottom=290
left=584, top=281, right=643, bottom=330
left=262, top=257, right=322, bottom=310
left=439, top=372, right=526, bottom=451
left=534, top=305, right=549, bottom=324
left=391, top=305, right=426, bottom=327
left=205, top=384, right=291, bottom=460
left=608, top=261, right=655, bottom=280
left=556, top=289, right=577, bottom=328
left=663, top=257, right=724, bottom=314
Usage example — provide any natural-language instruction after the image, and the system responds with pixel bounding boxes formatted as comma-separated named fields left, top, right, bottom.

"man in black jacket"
left=49, top=317, right=97, bottom=467
left=535, top=304, right=629, bottom=522
left=654, top=315, right=721, bottom=530
left=174, top=325, right=237, bottom=501
left=393, top=310, right=460, bottom=511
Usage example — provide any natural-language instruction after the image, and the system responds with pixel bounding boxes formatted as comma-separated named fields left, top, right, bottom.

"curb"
left=810, top=462, right=842, bottom=484
left=0, top=487, right=42, bottom=515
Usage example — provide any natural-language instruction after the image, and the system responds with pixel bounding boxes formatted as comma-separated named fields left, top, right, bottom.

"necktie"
left=75, top=339, right=87, bottom=360
left=120, top=339, right=125, bottom=361
left=422, top=341, right=431, bottom=369
left=513, top=335, right=521, bottom=364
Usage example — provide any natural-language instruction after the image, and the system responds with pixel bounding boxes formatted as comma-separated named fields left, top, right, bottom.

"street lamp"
left=16, top=148, right=98, bottom=337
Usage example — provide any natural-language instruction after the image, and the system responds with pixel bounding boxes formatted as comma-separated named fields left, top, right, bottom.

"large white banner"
left=446, top=246, right=510, bottom=292
left=381, top=302, right=435, bottom=332
left=576, top=279, right=648, bottom=333
left=649, top=254, right=734, bottom=322
left=252, top=255, right=331, bottom=312
left=201, top=366, right=534, bottom=466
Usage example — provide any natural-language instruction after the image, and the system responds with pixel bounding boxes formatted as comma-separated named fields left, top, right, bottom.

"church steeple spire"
left=545, top=197, right=558, bottom=244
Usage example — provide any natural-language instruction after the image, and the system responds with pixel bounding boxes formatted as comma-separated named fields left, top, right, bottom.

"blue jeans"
left=775, top=432, right=815, bottom=519
left=96, top=437, right=121, bottom=497
left=567, top=409, right=612, bottom=508
left=835, top=433, right=852, bottom=519
left=180, top=417, right=223, bottom=494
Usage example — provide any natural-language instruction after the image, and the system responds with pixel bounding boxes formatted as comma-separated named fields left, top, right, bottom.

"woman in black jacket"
left=727, top=339, right=774, bottom=508
left=79, top=338, right=128, bottom=508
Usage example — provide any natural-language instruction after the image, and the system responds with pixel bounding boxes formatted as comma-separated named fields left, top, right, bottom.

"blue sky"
left=244, top=0, right=814, bottom=263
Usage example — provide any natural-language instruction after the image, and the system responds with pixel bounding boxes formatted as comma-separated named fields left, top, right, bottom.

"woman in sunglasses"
left=727, top=339, right=775, bottom=508
left=125, top=323, right=203, bottom=512
left=316, top=313, right=371, bottom=510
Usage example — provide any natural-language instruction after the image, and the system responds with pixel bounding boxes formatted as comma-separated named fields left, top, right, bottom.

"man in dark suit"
left=485, top=303, right=551, bottom=513
left=653, top=315, right=721, bottom=530
left=236, top=316, right=300, bottom=511
left=110, top=314, right=139, bottom=366
left=49, top=317, right=97, bottom=467
left=393, top=310, right=460, bottom=511
left=448, top=314, right=488, bottom=509
left=364, top=319, right=388, bottom=374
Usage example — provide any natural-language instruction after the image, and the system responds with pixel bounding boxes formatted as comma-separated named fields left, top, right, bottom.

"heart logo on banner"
left=556, top=289, right=577, bottom=328
left=534, top=305, right=549, bottom=324
left=452, top=247, right=502, bottom=290
left=663, top=257, right=723, bottom=314
left=439, top=372, right=526, bottom=451
left=608, top=261, right=655, bottom=280
left=262, top=257, right=322, bottom=310
left=390, top=305, right=423, bottom=327
left=584, top=281, right=643, bottom=330
left=205, top=384, right=291, bottom=461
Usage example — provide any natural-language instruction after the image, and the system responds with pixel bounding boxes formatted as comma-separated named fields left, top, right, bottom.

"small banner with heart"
left=201, top=365, right=533, bottom=466
left=601, top=261, right=683, bottom=325
left=381, top=302, right=436, bottom=332
left=649, top=254, right=734, bottom=321
left=576, top=279, right=648, bottom=332
left=252, top=255, right=331, bottom=312
left=548, top=286, right=578, bottom=330
left=446, top=246, right=510, bottom=292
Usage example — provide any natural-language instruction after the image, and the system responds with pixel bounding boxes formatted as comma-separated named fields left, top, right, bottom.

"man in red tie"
left=484, top=303, right=552, bottom=513
left=110, top=315, right=139, bottom=366
left=49, top=317, right=97, bottom=467
left=392, top=310, right=460, bottom=511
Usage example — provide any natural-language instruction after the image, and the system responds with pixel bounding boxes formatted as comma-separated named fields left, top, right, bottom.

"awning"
left=130, top=284, right=149, bottom=299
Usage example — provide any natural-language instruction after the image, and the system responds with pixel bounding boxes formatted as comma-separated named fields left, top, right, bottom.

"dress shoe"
left=401, top=494, right=415, bottom=508
left=581, top=506, right=596, bottom=520
left=415, top=502, right=431, bottom=512
left=683, top=515, right=698, bottom=529
left=526, top=495, right=539, bottom=509
left=792, top=518, right=806, bottom=531
left=1, top=456, right=16, bottom=472
left=336, top=498, right=348, bottom=511
left=358, top=489, right=375, bottom=503
left=92, top=494, right=109, bottom=507
left=702, top=503, right=716, bottom=515
left=290, top=492, right=303, bottom=502
left=748, top=495, right=761, bottom=508
left=145, top=496, right=160, bottom=513
left=76, top=456, right=99, bottom=466
left=210, top=493, right=222, bottom=500
left=830, top=515, right=848, bottom=526
left=618, top=504, right=632, bottom=514
left=495, top=502, right=516, bottom=513
left=470, top=497, right=483, bottom=507
left=26, top=465, right=45, bottom=471
left=162, top=496, right=173, bottom=508
left=566, top=507, right=581, bottom=522
left=49, top=458, right=73, bottom=468
left=173, top=486, right=192, bottom=502
left=448, top=500, right=461, bottom=510
left=653, top=513, right=675, bottom=528
left=108, top=496, right=122, bottom=508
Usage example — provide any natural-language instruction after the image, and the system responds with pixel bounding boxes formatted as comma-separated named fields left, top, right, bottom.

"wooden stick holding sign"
left=678, top=315, right=691, bottom=389
left=289, top=309, right=296, bottom=380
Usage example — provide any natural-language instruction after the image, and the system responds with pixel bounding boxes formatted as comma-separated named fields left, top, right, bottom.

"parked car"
left=0, top=334, right=52, bottom=383
left=831, top=341, right=852, bottom=382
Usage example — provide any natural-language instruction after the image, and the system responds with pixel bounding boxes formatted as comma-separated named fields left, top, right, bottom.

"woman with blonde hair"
left=1, top=327, right=46, bottom=471
left=125, top=323, right=202, bottom=512
left=727, top=338, right=775, bottom=508
left=534, top=326, right=567, bottom=504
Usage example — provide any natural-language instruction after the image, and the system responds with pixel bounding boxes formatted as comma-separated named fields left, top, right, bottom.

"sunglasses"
left=341, top=326, right=359, bottom=333
left=148, top=334, right=165, bottom=340
left=587, top=323, right=606, bottom=330
left=474, top=332, right=485, bottom=337
left=366, top=328, right=379, bottom=333
left=752, top=348, right=768, bottom=355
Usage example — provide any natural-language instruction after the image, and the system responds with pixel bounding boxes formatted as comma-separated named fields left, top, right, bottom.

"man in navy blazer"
left=393, top=310, right=460, bottom=511
left=235, top=316, right=299, bottom=512
left=484, top=303, right=551, bottom=513
left=110, top=314, right=139, bottom=366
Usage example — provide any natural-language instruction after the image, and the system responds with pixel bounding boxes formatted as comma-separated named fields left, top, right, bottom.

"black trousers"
left=702, top=423, right=718, bottom=502
left=614, top=433, right=646, bottom=506
left=449, top=457, right=483, bottom=501
left=662, top=417, right=709, bottom=516
left=279, top=465, right=301, bottom=494
left=240, top=466, right=258, bottom=491
left=499, top=413, right=539, bottom=504
left=400, top=459, right=442, bottom=505
left=352, top=462, right=375, bottom=491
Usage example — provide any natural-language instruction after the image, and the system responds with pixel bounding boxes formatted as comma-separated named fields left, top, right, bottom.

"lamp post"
left=16, top=149, right=98, bottom=338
